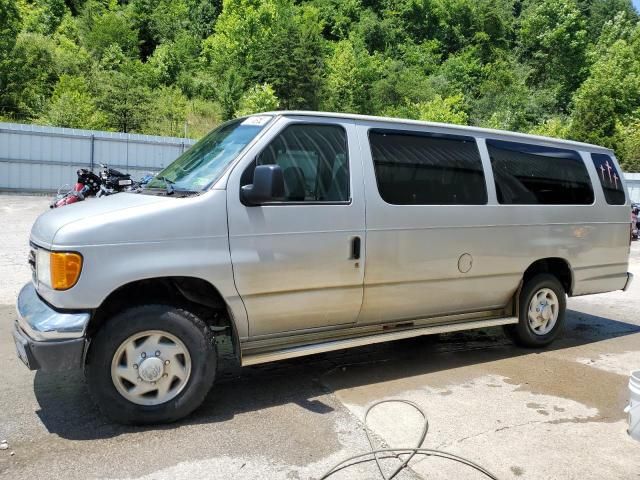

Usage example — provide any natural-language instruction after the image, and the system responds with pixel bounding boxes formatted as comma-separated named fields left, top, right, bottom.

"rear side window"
left=488, top=140, right=593, bottom=205
left=369, top=129, right=487, bottom=205
left=591, top=153, right=626, bottom=205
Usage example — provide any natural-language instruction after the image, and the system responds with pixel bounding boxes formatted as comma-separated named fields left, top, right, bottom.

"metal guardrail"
left=626, top=173, right=640, bottom=204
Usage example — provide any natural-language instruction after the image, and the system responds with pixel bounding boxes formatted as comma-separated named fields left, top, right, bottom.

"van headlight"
left=36, top=250, right=83, bottom=290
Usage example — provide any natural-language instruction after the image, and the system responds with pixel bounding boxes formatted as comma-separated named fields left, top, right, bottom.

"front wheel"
left=85, top=305, right=217, bottom=425
left=505, top=273, right=566, bottom=348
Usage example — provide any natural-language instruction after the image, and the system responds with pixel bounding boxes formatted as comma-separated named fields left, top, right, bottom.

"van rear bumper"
left=572, top=265, right=632, bottom=296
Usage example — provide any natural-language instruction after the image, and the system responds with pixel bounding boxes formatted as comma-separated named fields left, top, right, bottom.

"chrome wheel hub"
left=138, top=357, right=164, bottom=383
left=111, top=330, right=192, bottom=406
left=528, top=288, right=559, bottom=335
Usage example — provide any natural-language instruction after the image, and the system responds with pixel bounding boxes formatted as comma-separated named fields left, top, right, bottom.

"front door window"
left=252, top=124, right=350, bottom=202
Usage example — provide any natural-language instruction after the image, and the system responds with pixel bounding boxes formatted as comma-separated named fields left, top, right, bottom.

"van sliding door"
left=357, top=125, right=513, bottom=325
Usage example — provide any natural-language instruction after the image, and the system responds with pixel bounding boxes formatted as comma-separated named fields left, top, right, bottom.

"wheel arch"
left=522, top=257, right=573, bottom=296
left=87, top=276, right=241, bottom=362
left=510, top=257, right=573, bottom=317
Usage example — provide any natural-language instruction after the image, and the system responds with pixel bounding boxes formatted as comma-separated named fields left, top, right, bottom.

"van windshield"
left=145, top=116, right=272, bottom=193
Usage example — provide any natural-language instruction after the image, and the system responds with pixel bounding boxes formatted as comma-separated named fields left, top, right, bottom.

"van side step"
left=241, top=316, right=518, bottom=366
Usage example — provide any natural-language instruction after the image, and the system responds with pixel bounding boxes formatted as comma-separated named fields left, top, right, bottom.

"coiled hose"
left=320, top=399, right=499, bottom=480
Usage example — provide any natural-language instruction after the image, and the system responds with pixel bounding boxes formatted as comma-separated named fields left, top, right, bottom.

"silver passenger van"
left=13, top=111, right=634, bottom=424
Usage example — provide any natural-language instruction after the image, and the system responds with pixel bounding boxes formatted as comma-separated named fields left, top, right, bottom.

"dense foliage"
left=1, top=0, right=639, bottom=170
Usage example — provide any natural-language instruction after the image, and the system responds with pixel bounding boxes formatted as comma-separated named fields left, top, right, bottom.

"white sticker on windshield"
left=241, top=115, right=272, bottom=126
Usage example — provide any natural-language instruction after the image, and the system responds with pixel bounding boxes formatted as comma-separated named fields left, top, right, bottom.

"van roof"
left=259, top=110, right=613, bottom=154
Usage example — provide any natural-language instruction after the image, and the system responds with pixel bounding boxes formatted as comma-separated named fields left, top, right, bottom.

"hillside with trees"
left=0, top=0, right=639, bottom=171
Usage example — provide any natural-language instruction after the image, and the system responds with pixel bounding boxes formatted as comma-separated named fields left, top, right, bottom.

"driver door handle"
left=350, top=236, right=361, bottom=260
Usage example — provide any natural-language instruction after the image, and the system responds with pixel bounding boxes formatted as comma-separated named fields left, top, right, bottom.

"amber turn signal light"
left=50, top=252, right=83, bottom=290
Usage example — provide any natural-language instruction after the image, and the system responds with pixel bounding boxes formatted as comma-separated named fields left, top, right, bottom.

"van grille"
left=28, top=246, right=36, bottom=282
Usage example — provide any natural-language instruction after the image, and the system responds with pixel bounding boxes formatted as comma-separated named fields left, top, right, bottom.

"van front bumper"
left=13, top=283, right=90, bottom=372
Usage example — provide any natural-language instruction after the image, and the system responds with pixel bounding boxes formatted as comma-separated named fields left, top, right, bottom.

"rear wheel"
left=505, top=273, right=566, bottom=348
left=86, top=305, right=217, bottom=425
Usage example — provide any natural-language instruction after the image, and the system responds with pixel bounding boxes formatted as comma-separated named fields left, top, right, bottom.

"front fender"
left=35, top=190, right=249, bottom=338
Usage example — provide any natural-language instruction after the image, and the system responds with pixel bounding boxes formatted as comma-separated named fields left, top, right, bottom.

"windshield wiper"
left=159, top=176, right=175, bottom=195
left=143, top=176, right=199, bottom=197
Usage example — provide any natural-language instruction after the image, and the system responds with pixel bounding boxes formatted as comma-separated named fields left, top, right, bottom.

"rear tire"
left=85, top=304, right=217, bottom=425
left=505, top=273, right=566, bottom=348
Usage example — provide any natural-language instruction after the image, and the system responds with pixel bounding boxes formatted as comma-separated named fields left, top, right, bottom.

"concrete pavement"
left=1, top=194, right=639, bottom=479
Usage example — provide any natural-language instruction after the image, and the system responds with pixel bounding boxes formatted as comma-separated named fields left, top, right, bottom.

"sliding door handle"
left=350, top=236, right=361, bottom=260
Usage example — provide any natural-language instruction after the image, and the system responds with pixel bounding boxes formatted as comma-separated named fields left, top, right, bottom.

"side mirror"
left=241, top=164, right=285, bottom=205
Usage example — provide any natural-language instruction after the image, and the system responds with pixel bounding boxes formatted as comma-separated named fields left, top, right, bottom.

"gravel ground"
left=0, top=196, right=49, bottom=304
left=1, top=194, right=639, bottom=479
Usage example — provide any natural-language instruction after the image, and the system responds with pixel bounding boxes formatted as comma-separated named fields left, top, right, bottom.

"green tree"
left=235, top=83, right=280, bottom=116
left=41, top=74, right=105, bottom=128
left=149, top=0, right=190, bottom=44
left=321, top=39, right=381, bottom=113
left=50, top=13, right=94, bottom=76
left=519, top=0, right=588, bottom=107
left=569, top=37, right=640, bottom=146
left=215, top=68, right=244, bottom=121
left=185, top=98, right=222, bottom=138
left=529, top=117, right=571, bottom=139
left=365, top=40, right=442, bottom=115
left=385, top=94, right=469, bottom=125
left=80, top=2, right=139, bottom=60
left=96, top=62, right=152, bottom=132
left=414, top=94, right=468, bottom=124
left=251, top=3, right=324, bottom=109
left=64, top=0, right=88, bottom=16
left=203, top=0, right=325, bottom=109
left=0, top=0, right=637, bottom=151
left=428, top=47, right=484, bottom=100
left=351, top=8, right=405, bottom=55
left=128, top=0, right=160, bottom=59
left=391, top=0, right=514, bottom=57
left=472, top=59, right=555, bottom=131
left=615, top=119, right=640, bottom=172
left=579, top=0, right=639, bottom=41
left=312, top=0, right=362, bottom=41
left=590, top=10, right=638, bottom=55
left=0, top=0, right=21, bottom=102
left=2, top=33, right=57, bottom=119
left=21, top=0, right=68, bottom=35
left=186, top=0, right=223, bottom=39
left=202, top=0, right=273, bottom=77
left=321, top=39, right=359, bottom=112
left=0, top=0, right=20, bottom=64
left=144, top=85, right=188, bottom=136
left=148, top=32, right=200, bottom=87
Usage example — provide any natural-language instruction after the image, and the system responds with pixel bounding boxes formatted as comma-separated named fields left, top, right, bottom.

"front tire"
left=85, top=305, right=217, bottom=425
left=505, top=273, right=566, bottom=348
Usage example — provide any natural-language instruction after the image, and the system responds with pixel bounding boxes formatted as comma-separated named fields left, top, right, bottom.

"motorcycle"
left=97, top=164, right=135, bottom=197
left=50, top=168, right=102, bottom=208
left=51, top=164, right=153, bottom=208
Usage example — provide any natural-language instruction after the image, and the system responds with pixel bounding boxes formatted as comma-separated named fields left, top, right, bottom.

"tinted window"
left=369, top=129, right=487, bottom=205
left=591, top=153, right=626, bottom=205
left=488, top=140, right=593, bottom=205
left=253, top=124, right=349, bottom=202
